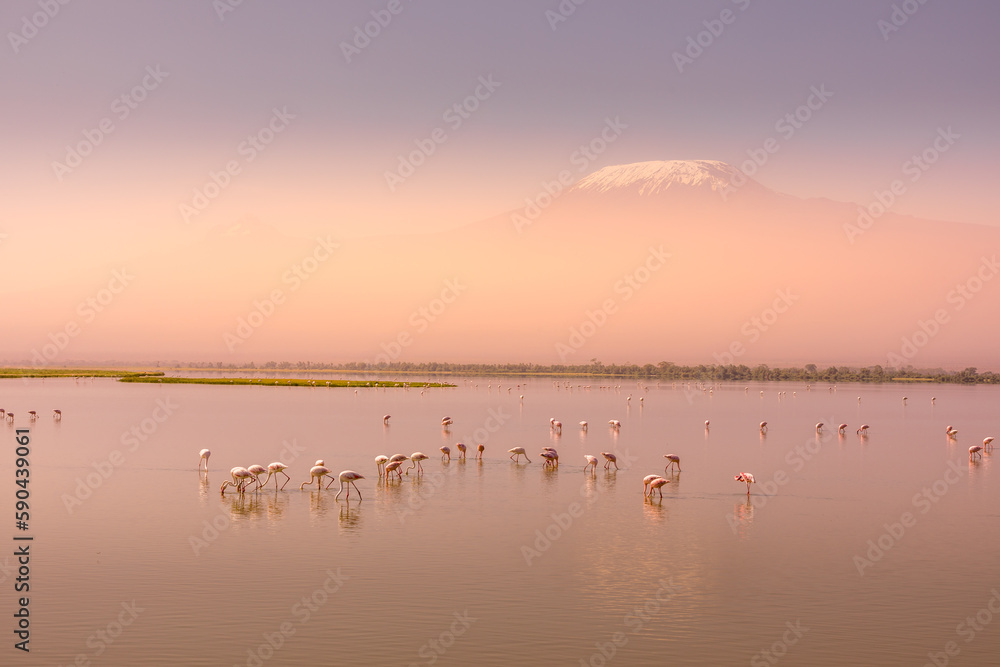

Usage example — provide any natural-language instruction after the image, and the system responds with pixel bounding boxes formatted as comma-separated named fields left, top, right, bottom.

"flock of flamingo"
left=0, top=408, right=60, bottom=421
left=202, top=406, right=994, bottom=503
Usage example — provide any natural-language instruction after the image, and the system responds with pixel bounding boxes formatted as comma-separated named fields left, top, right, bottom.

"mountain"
left=6, top=160, right=998, bottom=369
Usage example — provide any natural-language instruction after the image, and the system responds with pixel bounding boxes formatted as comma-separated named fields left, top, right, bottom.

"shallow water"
left=3, top=376, right=999, bottom=666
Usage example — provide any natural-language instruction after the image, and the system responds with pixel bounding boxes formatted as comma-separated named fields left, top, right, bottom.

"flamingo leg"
left=280, top=472, right=290, bottom=490
left=352, top=481, right=362, bottom=500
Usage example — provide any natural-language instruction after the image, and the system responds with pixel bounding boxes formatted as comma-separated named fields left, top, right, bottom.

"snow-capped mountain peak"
left=569, top=160, right=763, bottom=197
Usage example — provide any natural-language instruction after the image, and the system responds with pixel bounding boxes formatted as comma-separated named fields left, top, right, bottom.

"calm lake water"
left=4, top=375, right=999, bottom=666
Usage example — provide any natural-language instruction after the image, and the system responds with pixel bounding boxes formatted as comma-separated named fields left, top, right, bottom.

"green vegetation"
left=0, top=368, right=162, bottom=379
left=179, top=360, right=1000, bottom=384
left=117, top=376, right=453, bottom=388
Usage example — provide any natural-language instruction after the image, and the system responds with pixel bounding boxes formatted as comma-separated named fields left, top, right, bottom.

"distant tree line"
left=178, top=360, right=999, bottom=384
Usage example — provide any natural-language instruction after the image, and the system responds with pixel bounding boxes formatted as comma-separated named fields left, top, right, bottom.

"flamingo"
left=601, top=452, right=619, bottom=470
left=335, top=471, right=364, bottom=500
left=383, top=414, right=391, bottom=425
left=759, top=421, right=768, bottom=434
left=648, top=477, right=670, bottom=499
left=857, top=424, right=870, bottom=435
left=261, top=462, right=291, bottom=490
left=643, top=474, right=662, bottom=497
left=815, top=422, right=824, bottom=432
left=984, top=437, right=995, bottom=451
left=663, top=455, right=681, bottom=473
left=476, top=444, right=485, bottom=460
left=440, top=446, right=451, bottom=461
left=384, top=460, right=404, bottom=480
left=388, top=454, right=409, bottom=469
left=735, top=472, right=755, bottom=496
left=198, top=448, right=212, bottom=471
left=221, top=467, right=253, bottom=494
left=584, top=455, right=598, bottom=473
left=299, top=465, right=334, bottom=490
left=705, top=420, right=710, bottom=429
left=456, top=443, right=467, bottom=459
left=508, top=447, right=530, bottom=463
left=406, top=452, right=429, bottom=474
left=540, top=450, right=559, bottom=468
left=375, top=455, right=389, bottom=478
left=969, top=445, right=983, bottom=460
left=246, top=464, right=268, bottom=490
left=28, top=411, right=37, bottom=420
left=441, top=416, right=453, bottom=428
left=608, top=420, right=621, bottom=430
left=580, top=421, right=588, bottom=431
left=946, top=425, right=959, bottom=438
left=552, top=420, right=562, bottom=433
left=838, top=424, right=848, bottom=435
left=5, top=413, right=13, bottom=422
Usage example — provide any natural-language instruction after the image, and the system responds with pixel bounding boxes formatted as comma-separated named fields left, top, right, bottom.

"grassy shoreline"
left=117, top=376, right=453, bottom=388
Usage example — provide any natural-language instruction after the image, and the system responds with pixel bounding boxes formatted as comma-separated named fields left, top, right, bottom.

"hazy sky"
left=2, top=1, right=998, bottom=365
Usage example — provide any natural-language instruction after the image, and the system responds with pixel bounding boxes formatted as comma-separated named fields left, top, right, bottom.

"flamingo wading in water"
left=198, top=449, right=211, bottom=471
left=735, top=472, right=755, bottom=496
left=335, top=471, right=364, bottom=500
left=663, top=455, right=681, bottom=473
left=601, top=452, right=619, bottom=470
left=508, top=447, right=530, bottom=463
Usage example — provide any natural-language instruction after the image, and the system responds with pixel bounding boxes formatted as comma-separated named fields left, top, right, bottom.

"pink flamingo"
left=704, top=420, right=710, bottom=429
left=580, top=421, right=588, bottom=431
left=383, top=414, right=391, bottom=425
left=375, top=455, right=389, bottom=478
left=476, top=444, right=485, bottom=460
left=28, top=411, right=37, bottom=420
left=246, top=465, right=268, bottom=490
left=663, top=455, right=681, bottom=473
left=261, top=462, right=291, bottom=490
left=838, top=424, right=848, bottom=435
left=457, top=443, right=467, bottom=459
left=648, top=477, right=670, bottom=499
left=221, top=467, right=253, bottom=494
left=540, top=450, right=559, bottom=468
left=735, top=472, right=755, bottom=496
left=299, top=465, right=334, bottom=490
left=984, top=437, right=995, bottom=451
left=815, top=422, right=824, bottom=432
left=406, top=452, right=429, bottom=474
left=642, top=474, right=661, bottom=497
left=969, top=445, right=983, bottom=460
left=384, top=460, right=404, bottom=480
left=601, top=452, right=619, bottom=470
left=584, top=455, right=598, bottom=473
left=335, top=471, right=364, bottom=500
left=946, top=425, right=958, bottom=438
left=759, top=421, right=768, bottom=434
left=440, top=446, right=451, bottom=461
left=198, top=449, right=212, bottom=471
left=857, top=424, right=870, bottom=435
left=508, top=447, right=530, bottom=463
